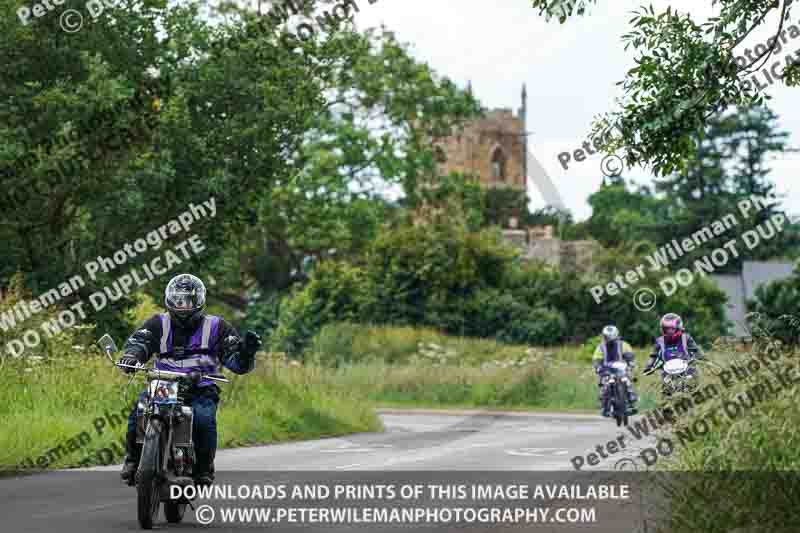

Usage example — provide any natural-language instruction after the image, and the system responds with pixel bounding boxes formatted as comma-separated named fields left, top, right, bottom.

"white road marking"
left=320, top=448, right=375, bottom=453
left=505, top=448, right=570, bottom=457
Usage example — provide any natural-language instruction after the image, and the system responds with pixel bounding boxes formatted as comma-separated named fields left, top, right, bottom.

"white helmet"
left=602, top=325, right=620, bottom=342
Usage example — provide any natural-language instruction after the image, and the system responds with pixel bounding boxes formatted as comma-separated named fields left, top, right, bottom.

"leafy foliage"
left=268, top=209, right=730, bottom=354
left=531, top=1, right=800, bottom=175
left=585, top=105, right=800, bottom=271
left=748, top=263, right=800, bottom=345
left=0, top=0, right=478, bottom=336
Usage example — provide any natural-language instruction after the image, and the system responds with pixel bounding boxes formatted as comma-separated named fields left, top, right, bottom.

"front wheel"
left=137, top=420, right=163, bottom=530
left=614, top=382, right=628, bottom=427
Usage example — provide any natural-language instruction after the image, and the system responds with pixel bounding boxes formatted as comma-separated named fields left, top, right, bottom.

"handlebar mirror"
left=97, top=334, right=119, bottom=362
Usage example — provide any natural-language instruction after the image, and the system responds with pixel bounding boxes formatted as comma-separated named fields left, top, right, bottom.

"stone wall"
left=437, top=109, right=526, bottom=189
left=501, top=229, right=599, bottom=273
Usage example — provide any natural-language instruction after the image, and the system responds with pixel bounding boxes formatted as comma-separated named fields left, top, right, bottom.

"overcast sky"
left=353, top=0, right=800, bottom=221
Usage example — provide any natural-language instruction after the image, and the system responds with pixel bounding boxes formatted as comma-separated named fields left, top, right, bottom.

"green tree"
left=585, top=180, right=669, bottom=248
left=1, top=0, right=479, bottom=335
left=654, top=105, right=799, bottom=268
left=531, top=0, right=800, bottom=176
left=0, top=0, right=369, bottom=336
left=208, top=24, right=481, bottom=305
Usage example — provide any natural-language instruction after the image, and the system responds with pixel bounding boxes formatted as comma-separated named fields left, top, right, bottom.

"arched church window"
left=491, top=147, right=506, bottom=181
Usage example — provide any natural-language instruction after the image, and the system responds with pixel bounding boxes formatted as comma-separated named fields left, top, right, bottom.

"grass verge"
left=642, top=339, right=800, bottom=532
left=303, top=323, right=658, bottom=411
left=0, top=353, right=381, bottom=471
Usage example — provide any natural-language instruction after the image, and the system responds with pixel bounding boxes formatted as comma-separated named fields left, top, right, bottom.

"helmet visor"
left=165, top=274, right=206, bottom=319
left=166, top=289, right=203, bottom=313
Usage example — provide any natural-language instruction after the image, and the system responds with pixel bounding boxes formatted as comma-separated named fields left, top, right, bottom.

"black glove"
left=242, top=330, right=262, bottom=357
left=125, top=328, right=153, bottom=361
left=118, top=355, right=139, bottom=374
left=222, top=334, right=240, bottom=356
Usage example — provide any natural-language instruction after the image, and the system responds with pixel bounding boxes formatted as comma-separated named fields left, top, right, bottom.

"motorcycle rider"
left=642, top=313, right=702, bottom=380
left=592, top=325, right=638, bottom=417
left=117, top=273, right=262, bottom=486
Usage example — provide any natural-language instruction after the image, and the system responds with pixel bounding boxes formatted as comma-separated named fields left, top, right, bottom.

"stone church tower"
left=438, top=84, right=528, bottom=190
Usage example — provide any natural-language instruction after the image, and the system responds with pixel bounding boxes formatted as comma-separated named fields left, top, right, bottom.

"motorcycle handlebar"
left=114, top=363, right=230, bottom=384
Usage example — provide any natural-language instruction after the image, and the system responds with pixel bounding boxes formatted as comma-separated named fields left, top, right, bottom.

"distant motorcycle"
left=601, top=361, right=633, bottom=427
left=97, top=333, right=229, bottom=530
left=660, top=357, right=697, bottom=397
left=644, top=352, right=698, bottom=398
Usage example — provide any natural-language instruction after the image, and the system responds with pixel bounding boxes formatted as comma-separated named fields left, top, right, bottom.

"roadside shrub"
left=662, top=345, right=800, bottom=532
left=364, top=223, right=515, bottom=325
left=270, top=216, right=730, bottom=353
left=454, top=289, right=566, bottom=345
left=585, top=272, right=730, bottom=348
left=269, top=261, right=375, bottom=356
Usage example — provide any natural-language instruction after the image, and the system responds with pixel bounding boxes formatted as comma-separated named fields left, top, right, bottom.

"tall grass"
left=0, top=352, right=381, bottom=471
left=650, top=341, right=800, bottom=532
left=303, top=323, right=657, bottom=411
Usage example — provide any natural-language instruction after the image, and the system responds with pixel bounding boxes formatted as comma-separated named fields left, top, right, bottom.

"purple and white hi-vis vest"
left=656, top=334, right=689, bottom=362
left=155, top=313, right=222, bottom=387
left=599, top=340, right=624, bottom=364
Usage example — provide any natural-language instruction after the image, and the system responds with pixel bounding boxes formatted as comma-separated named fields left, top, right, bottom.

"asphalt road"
left=0, top=410, right=657, bottom=532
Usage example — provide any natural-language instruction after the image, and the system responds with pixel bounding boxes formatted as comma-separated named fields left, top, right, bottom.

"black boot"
left=120, top=456, right=138, bottom=486
left=194, top=457, right=215, bottom=487
left=120, top=431, right=140, bottom=485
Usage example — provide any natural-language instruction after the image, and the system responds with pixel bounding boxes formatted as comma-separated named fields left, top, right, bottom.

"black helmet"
left=164, top=274, right=206, bottom=329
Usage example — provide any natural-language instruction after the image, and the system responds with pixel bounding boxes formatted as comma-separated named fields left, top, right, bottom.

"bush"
left=364, top=223, right=515, bottom=325
left=662, top=344, right=800, bottom=531
left=583, top=270, right=730, bottom=347
left=269, top=261, right=375, bottom=356
left=749, top=262, right=800, bottom=345
left=452, top=289, right=567, bottom=345
left=267, top=215, right=731, bottom=353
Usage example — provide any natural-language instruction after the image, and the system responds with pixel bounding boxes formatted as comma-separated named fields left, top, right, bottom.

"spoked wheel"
left=137, top=422, right=163, bottom=530
left=164, top=502, right=187, bottom=523
left=614, top=383, right=629, bottom=427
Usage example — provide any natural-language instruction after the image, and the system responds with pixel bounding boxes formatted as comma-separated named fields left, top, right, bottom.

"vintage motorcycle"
left=601, top=361, right=634, bottom=427
left=97, top=333, right=229, bottom=530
